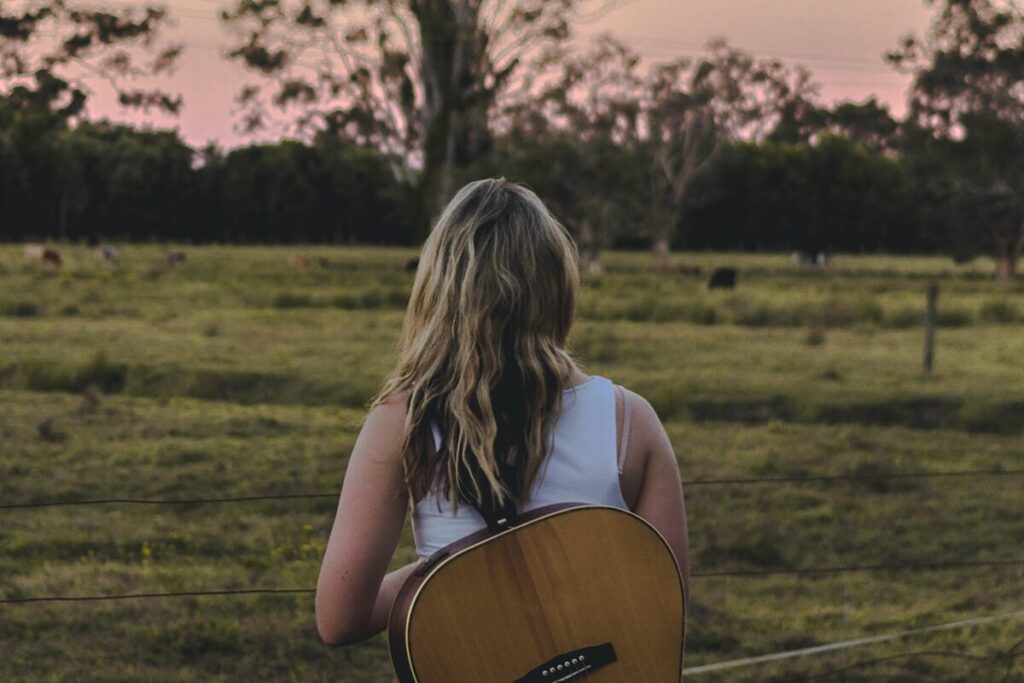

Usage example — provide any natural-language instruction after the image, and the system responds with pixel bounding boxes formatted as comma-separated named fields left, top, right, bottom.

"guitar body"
left=389, top=504, right=686, bottom=682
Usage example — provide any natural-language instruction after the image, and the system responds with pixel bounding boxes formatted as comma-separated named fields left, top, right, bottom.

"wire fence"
left=2, top=558, right=1021, bottom=605
left=3, top=467, right=1023, bottom=510
left=3, top=458, right=1022, bottom=683
left=2, top=465, right=1021, bottom=604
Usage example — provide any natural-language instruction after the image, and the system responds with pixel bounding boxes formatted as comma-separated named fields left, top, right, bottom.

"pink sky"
left=87, top=0, right=934, bottom=148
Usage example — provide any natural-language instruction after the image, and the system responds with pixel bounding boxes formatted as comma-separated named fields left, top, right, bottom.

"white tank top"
left=412, top=375, right=629, bottom=559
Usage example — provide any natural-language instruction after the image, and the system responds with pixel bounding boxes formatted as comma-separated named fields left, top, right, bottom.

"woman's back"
left=315, top=179, right=688, bottom=652
left=413, top=374, right=628, bottom=559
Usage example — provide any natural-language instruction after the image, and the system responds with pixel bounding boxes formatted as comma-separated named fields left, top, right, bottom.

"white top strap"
left=615, top=384, right=632, bottom=475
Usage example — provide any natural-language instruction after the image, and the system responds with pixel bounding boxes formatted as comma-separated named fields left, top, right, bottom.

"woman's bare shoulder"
left=616, top=385, right=666, bottom=445
left=356, top=390, right=412, bottom=464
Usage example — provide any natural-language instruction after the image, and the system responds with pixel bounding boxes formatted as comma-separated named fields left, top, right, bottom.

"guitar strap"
left=470, top=454, right=520, bottom=532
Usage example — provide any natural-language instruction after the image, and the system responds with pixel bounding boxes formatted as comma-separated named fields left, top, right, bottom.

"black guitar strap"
left=473, top=457, right=520, bottom=532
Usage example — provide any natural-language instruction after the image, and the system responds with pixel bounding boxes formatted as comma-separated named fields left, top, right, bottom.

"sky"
left=84, top=0, right=936, bottom=148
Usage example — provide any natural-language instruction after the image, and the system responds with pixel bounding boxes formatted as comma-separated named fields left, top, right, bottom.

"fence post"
left=923, top=283, right=939, bottom=374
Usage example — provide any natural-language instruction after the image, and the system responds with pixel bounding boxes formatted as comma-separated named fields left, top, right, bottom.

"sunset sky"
left=88, top=0, right=935, bottom=148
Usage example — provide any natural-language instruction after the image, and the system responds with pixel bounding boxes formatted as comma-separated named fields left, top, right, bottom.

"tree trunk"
left=412, top=0, right=493, bottom=239
left=577, top=218, right=603, bottom=275
left=996, top=252, right=1018, bottom=282
left=995, top=227, right=1023, bottom=283
left=652, top=237, right=670, bottom=272
left=58, top=191, right=68, bottom=241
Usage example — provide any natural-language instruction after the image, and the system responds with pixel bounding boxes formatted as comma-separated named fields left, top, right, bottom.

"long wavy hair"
left=370, top=177, right=582, bottom=513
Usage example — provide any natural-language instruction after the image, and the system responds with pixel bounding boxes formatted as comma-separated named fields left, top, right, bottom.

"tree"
left=688, top=38, right=824, bottom=145
left=824, top=97, right=900, bottom=153
left=498, top=34, right=646, bottom=272
left=639, top=39, right=825, bottom=268
left=888, top=0, right=1024, bottom=280
left=220, top=0, right=621, bottom=236
left=642, top=59, right=719, bottom=270
left=0, top=0, right=182, bottom=118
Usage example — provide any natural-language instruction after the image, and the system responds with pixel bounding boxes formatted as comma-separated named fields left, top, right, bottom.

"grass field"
left=1, top=245, right=1023, bottom=681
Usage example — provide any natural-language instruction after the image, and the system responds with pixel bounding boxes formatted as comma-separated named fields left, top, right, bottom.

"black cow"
left=405, top=257, right=420, bottom=273
left=708, top=267, right=737, bottom=290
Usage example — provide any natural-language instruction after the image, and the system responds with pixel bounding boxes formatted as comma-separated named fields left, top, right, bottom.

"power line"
left=4, top=468, right=1022, bottom=510
left=610, top=32, right=899, bottom=72
left=2, top=558, right=1021, bottom=604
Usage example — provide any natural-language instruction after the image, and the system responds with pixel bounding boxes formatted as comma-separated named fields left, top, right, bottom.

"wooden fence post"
left=924, top=283, right=939, bottom=374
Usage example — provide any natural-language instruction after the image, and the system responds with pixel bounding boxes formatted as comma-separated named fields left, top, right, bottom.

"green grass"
left=1, top=244, right=1023, bottom=681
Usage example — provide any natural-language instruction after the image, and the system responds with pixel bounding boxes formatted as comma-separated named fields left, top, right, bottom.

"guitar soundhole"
left=513, top=642, right=617, bottom=682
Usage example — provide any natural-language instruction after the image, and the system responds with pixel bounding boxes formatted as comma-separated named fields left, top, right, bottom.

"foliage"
left=0, top=0, right=182, bottom=118
left=219, top=0, right=620, bottom=230
left=888, top=0, right=1024, bottom=279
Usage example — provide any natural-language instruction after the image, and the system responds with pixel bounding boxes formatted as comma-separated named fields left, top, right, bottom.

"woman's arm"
left=315, top=393, right=413, bottom=646
left=629, top=395, right=691, bottom=598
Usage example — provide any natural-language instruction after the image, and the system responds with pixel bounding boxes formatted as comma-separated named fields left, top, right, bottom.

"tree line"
left=0, top=0, right=1021, bottom=278
left=0, top=106, right=928, bottom=252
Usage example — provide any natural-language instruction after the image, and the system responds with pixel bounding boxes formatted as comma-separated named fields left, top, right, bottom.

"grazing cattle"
left=96, top=246, right=118, bottom=265
left=708, top=267, right=737, bottom=290
left=289, top=255, right=310, bottom=269
left=42, top=249, right=62, bottom=267
left=405, top=257, right=420, bottom=273
left=23, top=244, right=45, bottom=261
left=317, top=256, right=330, bottom=268
left=792, top=250, right=829, bottom=267
left=678, top=264, right=703, bottom=277
left=24, top=245, right=61, bottom=267
left=165, top=251, right=187, bottom=266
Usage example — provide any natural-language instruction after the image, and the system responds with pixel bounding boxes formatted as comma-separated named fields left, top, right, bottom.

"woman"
left=315, top=177, right=689, bottom=648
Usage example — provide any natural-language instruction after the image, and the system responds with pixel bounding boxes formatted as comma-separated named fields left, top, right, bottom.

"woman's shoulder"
left=612, top=383, right=670, bottom=458
left=357, top=390, right=412, bottom=464
left=611, top=382, right=660, bottom=425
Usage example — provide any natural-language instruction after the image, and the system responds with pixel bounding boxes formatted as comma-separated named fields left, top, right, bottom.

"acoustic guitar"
left=388, top=503, right=686, bottom=682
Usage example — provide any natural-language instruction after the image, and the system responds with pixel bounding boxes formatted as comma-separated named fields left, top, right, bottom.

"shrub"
left=732, top=300, right=802, bottom=327
left=3, top=301, right=41, bottom=317
left=884, top=306, right=921, bottom=328
left=804, top=326, right=826, bottom=347
left=937, top=306, right=973, bottom=327
left=979, top=299, right=1021, bottom=324
left=272, top=292, right=314, bottom=308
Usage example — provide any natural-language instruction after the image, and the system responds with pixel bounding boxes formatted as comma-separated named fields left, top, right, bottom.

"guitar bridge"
left=513, top=642, right=617, bottom=682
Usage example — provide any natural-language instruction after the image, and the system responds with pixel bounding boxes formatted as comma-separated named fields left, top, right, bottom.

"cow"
left=405, top=257, right=420, bottom=273
left=317, top=256, right=330, bottom=268
left=24, top=245, right=61, bottom=267
left=792, top=250, right=829, bottom=267
left=165, top=251, right=187, bottom=266
left=289, top=255, right=310, bottom=269
left=708, top=267, right=737, bottom=290
left=96, top=246, right=118, bottom=265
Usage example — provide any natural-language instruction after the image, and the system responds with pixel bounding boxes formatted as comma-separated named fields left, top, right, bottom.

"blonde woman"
left=315, top=177, right=689, bottom=648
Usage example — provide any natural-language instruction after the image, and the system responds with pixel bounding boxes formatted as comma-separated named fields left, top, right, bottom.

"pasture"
left=1, top=244, right=1023, bottom=681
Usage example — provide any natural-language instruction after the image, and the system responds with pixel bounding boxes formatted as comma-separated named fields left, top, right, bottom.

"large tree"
left=0, top=0, right=182, bottom=117
left=221, top=0, right=621, bottom=235
left=498, top=34, right=646, bottom=272
left=639, top=39, right=823, bottom=267
left=1, top=0, right=183, bottom=239
left=888, top=0, right=1024, bottom=280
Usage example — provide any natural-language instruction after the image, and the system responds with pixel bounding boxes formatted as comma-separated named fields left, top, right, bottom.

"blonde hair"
left=371, top=177, right=582, bottom=511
